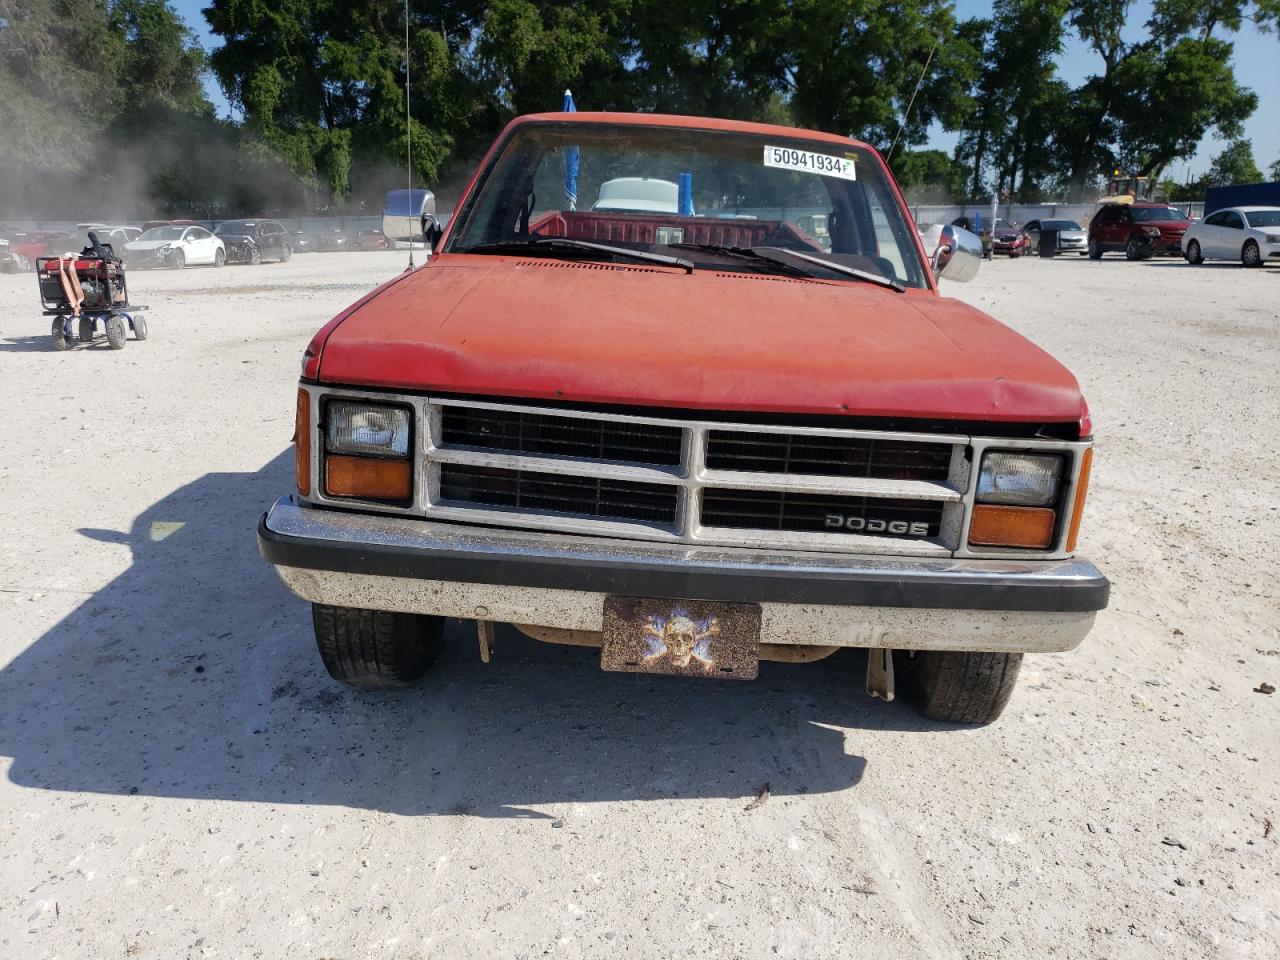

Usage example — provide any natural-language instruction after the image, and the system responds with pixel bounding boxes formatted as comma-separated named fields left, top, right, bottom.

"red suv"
left=1088, top=203, right=1189, bottom=260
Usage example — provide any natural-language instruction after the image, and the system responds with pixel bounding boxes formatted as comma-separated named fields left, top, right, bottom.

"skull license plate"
left=600, top=597, right=761, bottom=680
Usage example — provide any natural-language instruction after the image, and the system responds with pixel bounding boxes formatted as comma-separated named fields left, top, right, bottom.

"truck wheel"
left=132, top=315, right=148, bottom=340
left=78, top=317, right=95, bottom=342
left=1185, top=240, right=1203, bottom=264
left=51, top=316, right=70, bottom=351
left=911, top=651, right=1022, bottom=724
left=1087, top=238, right=1102, bottom=259
left=1241, top=240, right=1262, bottom=268
left=312, top=604, right=444, bottom=690
left=105, top=315, right=128, bottom=349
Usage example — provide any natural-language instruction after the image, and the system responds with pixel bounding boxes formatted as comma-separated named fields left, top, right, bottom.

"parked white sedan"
left=1184, top=206, right=1280, bottom=268
left=124, top=225, right=225, bottom=269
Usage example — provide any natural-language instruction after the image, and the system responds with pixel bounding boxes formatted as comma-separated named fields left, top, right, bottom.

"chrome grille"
left=705, top=429, right=951, bottom=480
left=421, top=398, right=968, bottom=555
left=304, top=391, right=1093, bottom=559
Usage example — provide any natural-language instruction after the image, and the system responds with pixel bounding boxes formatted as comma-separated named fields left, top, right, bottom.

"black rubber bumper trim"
left=258, top=514, right=1110, bottom=613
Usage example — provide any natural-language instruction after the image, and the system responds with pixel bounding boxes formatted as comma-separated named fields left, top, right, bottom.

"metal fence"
left=907, top=202, right=1205, bottom=227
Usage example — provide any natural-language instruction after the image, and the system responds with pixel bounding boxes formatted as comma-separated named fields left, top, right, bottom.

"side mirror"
left=422, top=214, right=444, bottom=253
left=931, top=224, right=982, bottom=283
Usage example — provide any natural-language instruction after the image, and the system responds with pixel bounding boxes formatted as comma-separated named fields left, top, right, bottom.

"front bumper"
left=259, top=499, right=1109, bottom=653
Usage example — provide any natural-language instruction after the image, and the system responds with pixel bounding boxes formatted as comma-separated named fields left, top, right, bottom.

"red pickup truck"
left=258, top=113, right=1108, bottom=724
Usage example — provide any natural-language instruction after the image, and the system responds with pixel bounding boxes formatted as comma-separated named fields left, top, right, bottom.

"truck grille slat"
left=705, top=430, right=952, bottom=480
left=439, top=464, right=679, bottom=525
left=441, top=407, right=683, bottom=465
left=702, top=490, right=944, bottom=537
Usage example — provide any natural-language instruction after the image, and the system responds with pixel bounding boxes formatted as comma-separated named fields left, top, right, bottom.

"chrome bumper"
left=259, top=498, right=1108, bottom=653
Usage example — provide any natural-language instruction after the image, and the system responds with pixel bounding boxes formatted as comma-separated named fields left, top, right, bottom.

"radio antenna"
left=886, top=42, right=938, bottom=164
left=404, top=0, right=415, bottom=271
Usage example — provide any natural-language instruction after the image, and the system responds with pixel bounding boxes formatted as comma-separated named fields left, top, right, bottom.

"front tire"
left=105, top=315, right=127, bottom=349
left=279, top=244, right=292, bottom=263
left=1125, top=237, right=1151, bottom=261
left=51, top=316, right=70, bottom=351
left=214, top=248, right=226, bottom=267
left=167, top=248, right=185, bottom=269
left=78, top=317, right=95, bottom=342
left=1242, top=240, right=1262, bottom=268
left=312, top=604, right=444, bottom=690
left=1087, top=238, right=1102, bottom=259
left=132, top=315, right=148, bottom=340
left=1186, top=240, right=1203, bottom=264
left=911, top=651, right=1023, bottom=724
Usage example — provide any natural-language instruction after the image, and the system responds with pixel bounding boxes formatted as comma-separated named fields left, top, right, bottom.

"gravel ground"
left=0, top=250, right=1276, bottom=959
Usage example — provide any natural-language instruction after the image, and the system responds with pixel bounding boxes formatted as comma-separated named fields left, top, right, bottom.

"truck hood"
left=315, top=254, right=1085, bottom=424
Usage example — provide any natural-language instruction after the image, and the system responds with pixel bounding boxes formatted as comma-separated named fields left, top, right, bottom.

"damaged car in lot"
left=214, top=219, right=293, bottom=264
left=258, top=112, right=1109, bottom=724
left=125, top=224, right=225, bottom=268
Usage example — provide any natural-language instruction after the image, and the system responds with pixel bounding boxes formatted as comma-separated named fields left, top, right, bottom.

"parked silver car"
left=1183, top=206, right=1280, bottom=267
left=1022, top=218, right=1088, bottom=255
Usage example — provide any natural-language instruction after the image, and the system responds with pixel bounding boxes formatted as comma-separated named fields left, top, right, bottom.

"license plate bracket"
left=601, top=597, right=761, bottom=680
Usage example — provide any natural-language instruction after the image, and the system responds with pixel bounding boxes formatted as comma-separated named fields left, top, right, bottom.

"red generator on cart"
left=37, top=232, right=148, bottom=350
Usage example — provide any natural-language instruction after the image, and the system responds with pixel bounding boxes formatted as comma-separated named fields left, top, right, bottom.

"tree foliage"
left=0, top=0, right=1273, bottom=216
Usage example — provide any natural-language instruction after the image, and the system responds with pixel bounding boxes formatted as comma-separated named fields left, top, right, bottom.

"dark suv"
left=1087, top=203, right=1189, bottom=260
left=213, top=219, right=293, bottom=264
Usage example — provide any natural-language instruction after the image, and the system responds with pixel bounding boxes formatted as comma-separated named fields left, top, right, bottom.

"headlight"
left=323, top=400, right=413, bottom=502
left=976, top=452, right=1063, bottom=506
left=1142, top=227, right=1161, bottom=238
left=1266, top=234, right=1280, bottom=244
left=326, top=401, right=411, bottom=457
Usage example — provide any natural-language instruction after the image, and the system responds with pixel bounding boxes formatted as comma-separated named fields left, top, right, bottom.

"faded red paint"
left=308, top=113, right=1087, bottom=429
left=316, top=255, right=1083, bottom=424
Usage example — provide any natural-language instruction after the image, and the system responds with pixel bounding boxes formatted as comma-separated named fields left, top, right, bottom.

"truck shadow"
left=0, top=452, right=956, bottom=818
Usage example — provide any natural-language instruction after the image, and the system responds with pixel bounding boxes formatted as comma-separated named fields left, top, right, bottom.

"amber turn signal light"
left=295, top=388, right=310, bottom=497
left=1066, top=448, right=1093, bottom=552
left=324, top=455, right=413, bottom=501
left=969, top=504, right=1056, bottom=549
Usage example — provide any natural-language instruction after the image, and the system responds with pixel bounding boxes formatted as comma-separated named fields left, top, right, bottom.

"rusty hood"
left=314, top=254, right=1086, bottom=425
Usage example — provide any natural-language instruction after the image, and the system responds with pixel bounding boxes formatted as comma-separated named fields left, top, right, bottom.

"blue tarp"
left=563, top=89, right=579, bottom=211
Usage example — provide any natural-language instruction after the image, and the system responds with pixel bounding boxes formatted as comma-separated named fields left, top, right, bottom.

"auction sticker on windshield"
left=763, top=145, right=856, bottom=180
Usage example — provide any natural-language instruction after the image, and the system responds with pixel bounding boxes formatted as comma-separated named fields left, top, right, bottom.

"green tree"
left=955, top=0, right=1071, bottom=201
left=1205, top=138, right=1263, bottom=185
left=0, top=0, right=228, bottom=217
left=1268, top=158, right=1280, bottom=181
left=763, top=0, right=982, bottom=149
left=1058, top=0, right=1264, bottom=194
left=889, top=148, right=968, bottom=202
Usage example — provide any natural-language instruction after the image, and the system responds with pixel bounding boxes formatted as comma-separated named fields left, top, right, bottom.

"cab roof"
left=509, top=112, right=877, bottom=154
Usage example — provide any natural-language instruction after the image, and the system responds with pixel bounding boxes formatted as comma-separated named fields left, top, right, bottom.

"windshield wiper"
left=462, top=238, right=694, bottom=274
left=670, top=242, right=905, bottom=292
left=753, top=247, right=907, bottom=292
left=666, top=242, right=814, bottom=279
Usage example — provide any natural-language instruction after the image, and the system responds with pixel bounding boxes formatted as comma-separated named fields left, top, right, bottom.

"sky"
left=174, top=0, right=1278, bottom=178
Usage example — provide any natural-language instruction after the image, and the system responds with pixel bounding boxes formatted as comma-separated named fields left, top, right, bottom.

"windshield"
left=1043, top=220, right=1082, bottom=231
left=139, top=227, right=186, bottom=241
left=1243, top=210, right=1280, bottom=228
left=446, top=121, right=929, bottom=289
left=215, top=222, right=252, bottom=235
left=1131, top=207, right=1184, bottom=222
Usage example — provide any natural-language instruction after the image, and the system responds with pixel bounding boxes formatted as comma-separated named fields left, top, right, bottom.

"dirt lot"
left=1, top=251, right=1277, bottom=959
